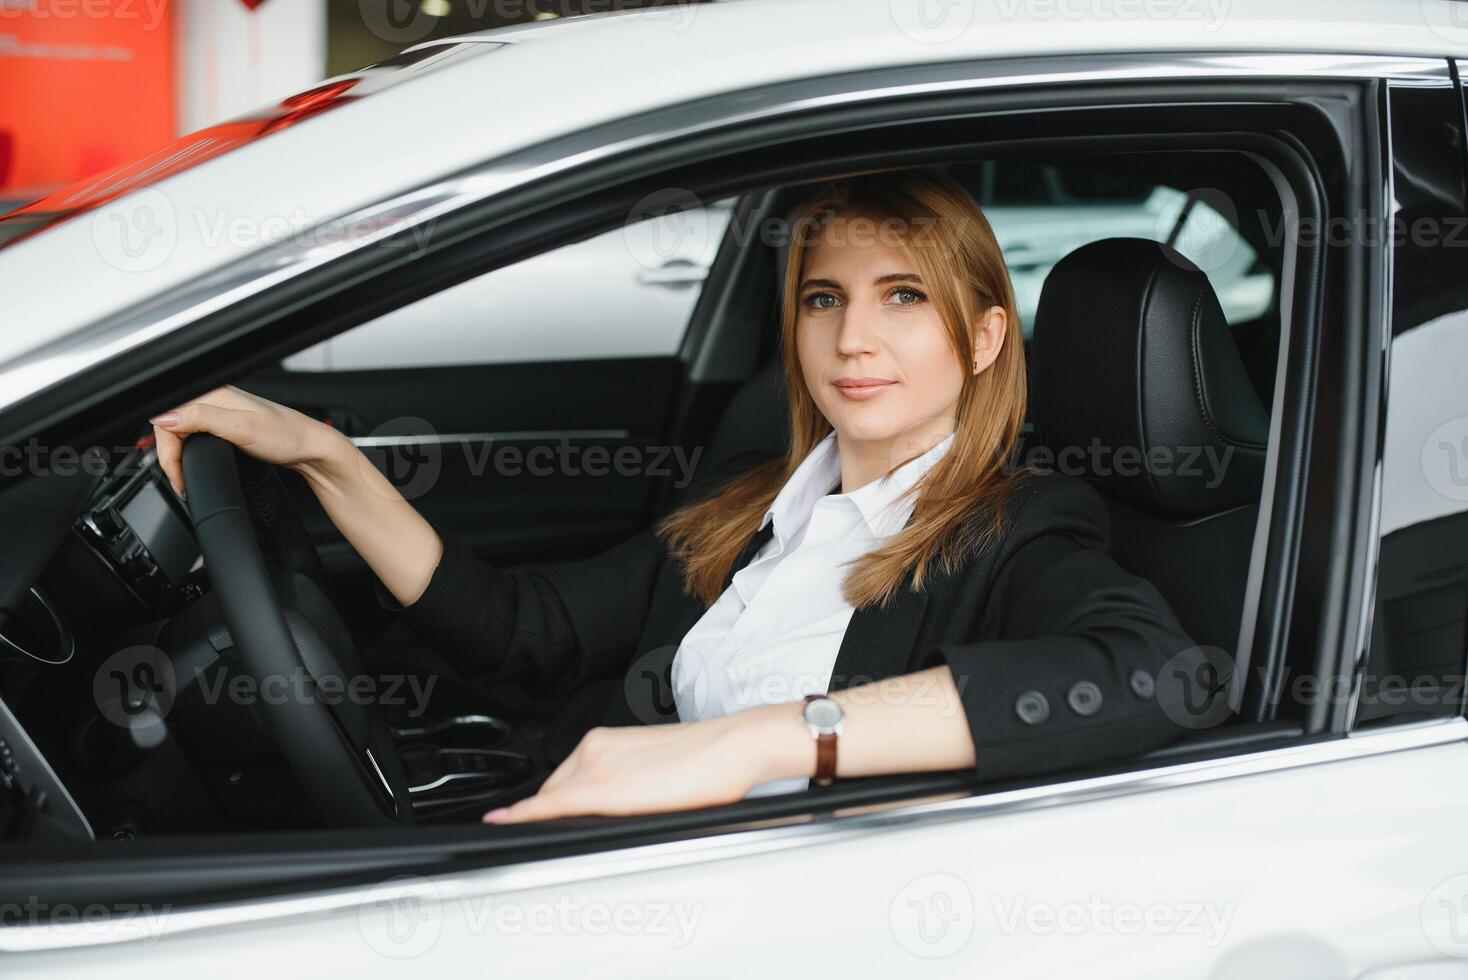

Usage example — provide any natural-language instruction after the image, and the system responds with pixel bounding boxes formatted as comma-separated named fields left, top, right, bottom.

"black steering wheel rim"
left=182, top=434, right=412, bottom=827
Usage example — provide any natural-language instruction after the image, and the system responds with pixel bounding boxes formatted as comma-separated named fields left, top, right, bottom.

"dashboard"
left=0, top=441, right=220, bottom=840
left=0, top=440, right=209, bottom=841
left=0, top=443, right=202, bottom=671
left=73, top=446, right=203, bottom=617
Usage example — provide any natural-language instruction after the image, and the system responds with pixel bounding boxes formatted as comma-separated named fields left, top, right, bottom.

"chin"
left=826, top=410, right=908, bottom=447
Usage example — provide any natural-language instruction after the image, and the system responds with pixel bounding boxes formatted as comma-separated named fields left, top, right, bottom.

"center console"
left=391, top=714, right=536, bottom=815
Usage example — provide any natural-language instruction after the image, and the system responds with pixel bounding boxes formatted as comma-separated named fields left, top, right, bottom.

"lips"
left=833, top=377, right=897, bottom=400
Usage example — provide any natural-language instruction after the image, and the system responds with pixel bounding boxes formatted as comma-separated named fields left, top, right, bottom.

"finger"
left=168, top=401, right=253, bottom=440
left=482, top=788, right=574, bottom=824
left=152, top=424, right=187, bottom=498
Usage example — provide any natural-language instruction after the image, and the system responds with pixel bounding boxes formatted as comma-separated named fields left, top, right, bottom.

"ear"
left=969, top=305, right=1008, bottom=376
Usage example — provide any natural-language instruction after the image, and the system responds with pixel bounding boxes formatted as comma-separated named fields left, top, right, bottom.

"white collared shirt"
left=671, top=429, right=955, bottom=797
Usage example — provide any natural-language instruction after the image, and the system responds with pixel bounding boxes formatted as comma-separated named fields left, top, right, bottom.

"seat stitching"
left=1187, top=283, right=1262, bottom=450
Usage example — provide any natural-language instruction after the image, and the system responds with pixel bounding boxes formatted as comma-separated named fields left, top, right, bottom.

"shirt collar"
left=759, top=430, right=841, bottom=545
left=759, top=430, right=955, bottom=542
left=845, top=432, right=955, bottom=538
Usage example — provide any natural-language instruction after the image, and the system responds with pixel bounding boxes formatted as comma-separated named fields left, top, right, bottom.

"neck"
left=834, top=418, right=955, bottom=493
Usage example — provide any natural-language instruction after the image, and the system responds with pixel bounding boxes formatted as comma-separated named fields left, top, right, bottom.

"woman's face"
left=795, top=219, right=992, bottom=462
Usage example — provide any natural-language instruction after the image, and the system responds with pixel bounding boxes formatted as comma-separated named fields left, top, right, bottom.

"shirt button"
left=1066, top=681, right=1103, bottom=717
left=1014, top=690, right=1050, bottom=725
left=1129, top=669, right=1155, bottom=700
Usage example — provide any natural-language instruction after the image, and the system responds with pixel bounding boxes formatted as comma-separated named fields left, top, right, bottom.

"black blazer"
left=393, top=456, right=1197, bottom=785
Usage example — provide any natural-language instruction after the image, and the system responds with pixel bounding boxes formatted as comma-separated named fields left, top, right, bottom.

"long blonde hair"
left=658, top=167, right=1029, bottom=609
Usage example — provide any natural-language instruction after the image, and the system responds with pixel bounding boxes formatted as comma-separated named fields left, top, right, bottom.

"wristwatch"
left=801, top=694, right=844, bottom=787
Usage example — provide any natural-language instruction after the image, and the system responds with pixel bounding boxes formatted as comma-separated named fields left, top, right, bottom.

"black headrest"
left=1031, top=238, right=1270, bottom=519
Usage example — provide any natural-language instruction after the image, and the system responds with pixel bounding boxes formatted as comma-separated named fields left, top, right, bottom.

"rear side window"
left=1356, top=81, right=1468, bottom=727
left=947, top=159, right=1275, bottom=338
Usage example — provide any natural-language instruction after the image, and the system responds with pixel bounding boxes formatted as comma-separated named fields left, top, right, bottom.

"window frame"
left=1350, top=66, right=1468, bottom=729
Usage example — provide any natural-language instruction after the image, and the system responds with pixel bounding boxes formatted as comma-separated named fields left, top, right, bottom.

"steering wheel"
left=181, top=434, right=412, bottom=827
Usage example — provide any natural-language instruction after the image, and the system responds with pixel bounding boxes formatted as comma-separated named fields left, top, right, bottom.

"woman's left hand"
left=482, top=703, right=807, bottom=824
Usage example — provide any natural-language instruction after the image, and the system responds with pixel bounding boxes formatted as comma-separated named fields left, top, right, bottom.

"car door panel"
left=244, top=356, right=681, bottom=569
left=9, top=727, right=1468, bottom=976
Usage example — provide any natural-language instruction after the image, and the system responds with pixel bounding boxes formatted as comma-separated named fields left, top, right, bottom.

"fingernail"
left=149, top=414, right=178, bottom=427
left=482, top=808, right=510, bottom=823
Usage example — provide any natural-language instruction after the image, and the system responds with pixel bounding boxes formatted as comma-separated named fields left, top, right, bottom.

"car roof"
left=0, top=0, right=1463, bottom=375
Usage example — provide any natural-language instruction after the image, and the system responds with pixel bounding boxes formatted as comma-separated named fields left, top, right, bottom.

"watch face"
left=804, top=697, right=843, bottom=732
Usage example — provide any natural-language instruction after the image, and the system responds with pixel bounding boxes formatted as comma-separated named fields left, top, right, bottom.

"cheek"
left=893, top=314, right=964, bottom=397
left=795, top=317, right=832, bottom=387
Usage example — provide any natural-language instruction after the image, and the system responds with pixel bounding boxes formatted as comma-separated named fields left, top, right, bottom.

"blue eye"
left=803, top=292, right=841, bottom=310
left=890, top=287, right=926, bottom=305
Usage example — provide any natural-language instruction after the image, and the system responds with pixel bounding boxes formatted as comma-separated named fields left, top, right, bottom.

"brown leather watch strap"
left=804, top=694, right=838, bottom=787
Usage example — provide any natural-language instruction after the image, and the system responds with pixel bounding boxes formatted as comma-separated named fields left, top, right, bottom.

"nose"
left=834, top=302, right=880, bottom=359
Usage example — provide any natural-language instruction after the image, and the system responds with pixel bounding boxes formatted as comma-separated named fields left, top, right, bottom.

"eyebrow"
left=798, top=272, right=924, bottom=291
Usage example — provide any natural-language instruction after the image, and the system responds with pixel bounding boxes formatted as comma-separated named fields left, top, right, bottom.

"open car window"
left=944, top=159, right=1277, bottom=338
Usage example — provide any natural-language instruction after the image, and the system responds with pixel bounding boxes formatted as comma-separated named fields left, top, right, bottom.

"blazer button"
left=1067, top=681, right=1102, bottom=716
left=1129, top=669, right=1156, bottom=700
left=1015, top=690, right=1050, bottom=725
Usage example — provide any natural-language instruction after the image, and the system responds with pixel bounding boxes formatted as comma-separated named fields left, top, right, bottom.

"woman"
left=148, top=169, right=1195, bottom=825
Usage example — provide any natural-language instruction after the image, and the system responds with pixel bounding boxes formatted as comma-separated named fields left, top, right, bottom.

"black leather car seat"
left=1030, top=237, right=1271, bottom=661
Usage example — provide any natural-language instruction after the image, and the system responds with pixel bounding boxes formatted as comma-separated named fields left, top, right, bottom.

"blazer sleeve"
left=379, top=449, right=775, bottom=696
left=384, top=522, right=664, bottom=696
left=920, top=473, right=1202, bottom=783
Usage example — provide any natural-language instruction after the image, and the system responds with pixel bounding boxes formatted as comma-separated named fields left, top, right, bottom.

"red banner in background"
left=0, top=0, right=175, bottom=197
left=0, top=78, right=359, bottom=248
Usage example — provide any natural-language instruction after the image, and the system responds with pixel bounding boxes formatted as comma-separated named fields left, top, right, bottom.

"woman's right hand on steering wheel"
left=151, top=385, right=442, bottom=606
left=149, top=385, right=347, bottom=500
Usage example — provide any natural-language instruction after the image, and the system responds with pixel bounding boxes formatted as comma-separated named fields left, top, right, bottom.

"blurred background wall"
left=0, top=0, right=685, bottom=209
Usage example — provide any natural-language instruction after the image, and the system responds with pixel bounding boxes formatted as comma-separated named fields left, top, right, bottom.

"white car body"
left=0, top=0, right=1464, bottom=384
left=3, top=1, right=1468, bottom=976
